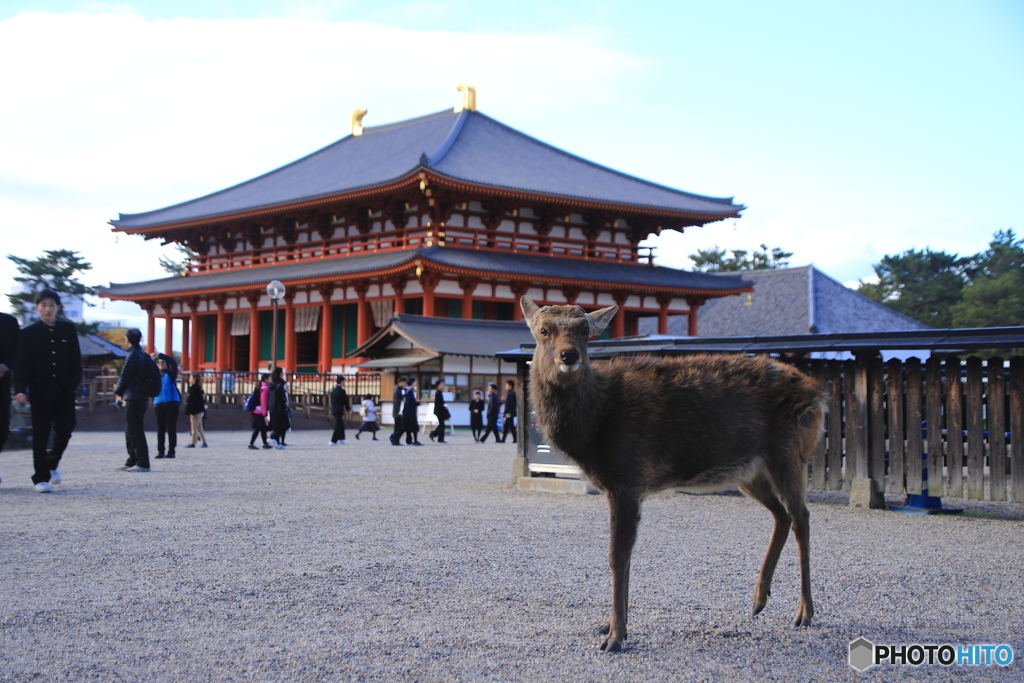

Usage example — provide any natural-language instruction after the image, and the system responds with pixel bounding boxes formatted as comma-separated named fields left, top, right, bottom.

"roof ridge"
left=424, top=110, right=471, bottom=167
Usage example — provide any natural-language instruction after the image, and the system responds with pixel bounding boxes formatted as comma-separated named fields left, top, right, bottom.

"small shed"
left=349, top=314, right=533, bottom=425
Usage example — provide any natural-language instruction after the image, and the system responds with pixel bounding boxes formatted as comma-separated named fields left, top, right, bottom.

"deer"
left=520, top=297, right=826, bottom=653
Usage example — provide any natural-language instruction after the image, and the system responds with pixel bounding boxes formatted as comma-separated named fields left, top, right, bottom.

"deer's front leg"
left=600, top=494, right=640, bottom=652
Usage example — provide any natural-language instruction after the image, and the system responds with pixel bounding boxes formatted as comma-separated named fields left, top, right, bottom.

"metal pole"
left=270, top=298, right=278, bottom=373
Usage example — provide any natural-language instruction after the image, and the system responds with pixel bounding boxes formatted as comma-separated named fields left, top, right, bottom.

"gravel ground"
left=1, top=430, right=1022, bottom=682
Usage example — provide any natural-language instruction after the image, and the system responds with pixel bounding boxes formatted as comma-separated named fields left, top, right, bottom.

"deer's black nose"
left=560, top=349, right=580, bottom=365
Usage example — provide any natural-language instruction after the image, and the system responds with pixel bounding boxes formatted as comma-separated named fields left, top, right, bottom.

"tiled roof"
left=352, top=314, right=533, bottom=358
left=100, top=246, right=752, bottom=299
left=638, top=266, right=931, bottom=337
left=109, top=109, right=743, bottom=231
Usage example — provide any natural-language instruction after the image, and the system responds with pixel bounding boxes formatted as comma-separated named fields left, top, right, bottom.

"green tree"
left=6, top=249, right=100, bottom=333
left=856, top=248, right=968, bottom=328
left=950, top=230, right=1024, bottom=328
left=158, top=244, right=200, bottom=277
left=690, top=244, right=793, bottom=272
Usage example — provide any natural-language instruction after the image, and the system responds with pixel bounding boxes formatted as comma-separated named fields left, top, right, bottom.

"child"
left=184, top=373, right=208, bottom=448
left=469, top=390, right=485, bottom=442
left=355, top=394, right=380, bottom=440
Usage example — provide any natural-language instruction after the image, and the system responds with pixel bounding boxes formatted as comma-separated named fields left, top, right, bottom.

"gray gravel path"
left=2, top=430, right=1022, bottom=682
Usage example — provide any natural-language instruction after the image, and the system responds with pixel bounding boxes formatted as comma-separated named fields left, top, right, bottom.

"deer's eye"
left=584, top=327, right=591, bottom=336
left=540, top=327, right=549, bottom=337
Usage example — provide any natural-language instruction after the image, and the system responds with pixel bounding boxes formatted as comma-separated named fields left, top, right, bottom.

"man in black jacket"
left=428, top=380, right=447, bottom=443
left=478, top=383, right=502, bottom=443
left=329, top=376, right=350, bottom=445
left=13, top=290, right=82, bottom=492
left=0, top=311, right=19, bottom=484
left=389, top=377, right=407, bottom=446
left=113, top=328, right=152, bottom=472
left=498, top=379, right=518, bottom=444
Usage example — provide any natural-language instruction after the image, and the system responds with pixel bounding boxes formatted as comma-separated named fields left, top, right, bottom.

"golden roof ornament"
left=454, top=84, right=476, bottom=113
left=351, top=108, right=367, bottom=136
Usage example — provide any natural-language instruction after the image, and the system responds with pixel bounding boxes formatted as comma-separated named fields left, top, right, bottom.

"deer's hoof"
left=751, top=602, right=767, bottom=617
left=794, top=615, right=813, bottom=628
left=599, top=636, right=623, bottom=653
left=595, top=621, right=610, bottom=635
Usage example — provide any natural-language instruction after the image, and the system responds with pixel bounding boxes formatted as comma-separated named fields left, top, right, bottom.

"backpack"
left=140, top=353, right=162, bottom=398
left=243, top=386, right=260, bottom=412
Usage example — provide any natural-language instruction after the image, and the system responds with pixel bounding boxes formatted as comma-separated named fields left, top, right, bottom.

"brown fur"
left=521, top=297, right=826, bottom=652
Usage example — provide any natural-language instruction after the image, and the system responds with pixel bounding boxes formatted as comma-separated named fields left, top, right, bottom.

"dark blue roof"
left=110, top=109, right=743, bottom=231
left=100, top=246, right=751, bottom=299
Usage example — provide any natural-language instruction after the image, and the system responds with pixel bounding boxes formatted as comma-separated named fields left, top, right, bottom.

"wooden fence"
left=792, top=356, right=1024, bottom=502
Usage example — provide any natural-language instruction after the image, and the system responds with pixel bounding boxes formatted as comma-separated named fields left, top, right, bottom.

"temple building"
left=102, top=89, right=751, bottom=373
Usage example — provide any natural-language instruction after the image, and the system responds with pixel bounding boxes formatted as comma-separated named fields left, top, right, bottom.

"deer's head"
left=521, top=297, right=617, bottom=381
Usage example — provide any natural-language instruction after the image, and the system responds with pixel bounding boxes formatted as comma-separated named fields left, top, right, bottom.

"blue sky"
left=1, top=1, right=1021, bottom=331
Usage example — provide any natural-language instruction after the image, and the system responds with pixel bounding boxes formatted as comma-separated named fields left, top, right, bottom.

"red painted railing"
left=187, top=225, right=655, bottom=274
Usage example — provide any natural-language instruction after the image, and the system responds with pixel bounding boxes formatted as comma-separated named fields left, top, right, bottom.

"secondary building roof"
left=639, top=266, right=930, bottom=337
left=101, top=245, right=753, bottom=300
left=352, top=314, right=534, bottom=360
left=109, top=109, right=744, bottom=232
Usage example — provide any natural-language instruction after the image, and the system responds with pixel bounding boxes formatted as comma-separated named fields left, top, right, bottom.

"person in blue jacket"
left=153, top=356, right=181, bottom=458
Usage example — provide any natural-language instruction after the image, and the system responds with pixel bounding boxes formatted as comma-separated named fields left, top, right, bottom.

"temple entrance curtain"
left=294, top=306, right=320, bottom=333
left=230, top=311, right=250, bottom=336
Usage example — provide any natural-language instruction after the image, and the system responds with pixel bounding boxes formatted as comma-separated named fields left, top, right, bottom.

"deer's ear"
left=587, top=306, right=617, bottom=336
left=520, top=296, right=541, bottom=322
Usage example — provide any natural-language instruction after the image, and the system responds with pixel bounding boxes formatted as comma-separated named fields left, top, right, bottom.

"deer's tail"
left=794, top=392, right=828, bottom=463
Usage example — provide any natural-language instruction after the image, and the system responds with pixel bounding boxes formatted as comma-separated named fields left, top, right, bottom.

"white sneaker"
left=338, top=440, right=346, bottom=445
left=34, top=481, right=53, bottom=493
left=50, top=469, right=62, bottom=485
left=329, top=441, right=336, bottom=446
left=268, top=438, right=280, bottom=448
left=126, top=466, right=151, bottom=472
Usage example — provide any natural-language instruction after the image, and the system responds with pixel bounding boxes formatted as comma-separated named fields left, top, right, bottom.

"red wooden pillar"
left=389, top=275, right=406, bottom=319
left=247, top=294, right=261, bottom=373
left=611, top=293, right=628, bottom=339
left=180, top=316, right=191, bottom=370
left=164, top=308, right=174, bottom=355
left=419, top=271, right=439, bottom=318
left=656, top=294, right=671, bottom=335
left=283, top=292, right=296, bottom=373
left=188, top=301, right=200, bottom=371
left=459, top=277, right=478, bottom=319
left=145, top=303, right=156, bottom=353
left=354, top=281, right=370, bottom=347
left=319, top=286, right=334, bottom=373
left=511, top=284, right=528, bottom=321
left=686, top=297, right=704, bottom=337
left=215, top=298, right=230, bottom=370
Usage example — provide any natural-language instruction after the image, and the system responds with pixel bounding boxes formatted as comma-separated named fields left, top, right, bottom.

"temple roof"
left=638, top=266, right=931, bottom=337
left=351, top=314, right=533, bottom=359
left=109, top=109, right=744, bottom=232
left=100, top=245, right=752, bottom=300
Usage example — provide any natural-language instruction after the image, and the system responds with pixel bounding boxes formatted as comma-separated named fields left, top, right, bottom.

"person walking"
left=428, top=380, right=449, bottom=443
left=478, top=383, right=502, bottom=443
left=468, top=390, right=485, bottom=442
left=402, top=377, right=422, bottom=445
left=389, top=377, right=408, bottom=446
left=329, top=376, right=350, bottom=445
left=153, top=356, right=181, bottom=458
left=0, top=311, right=19, bottom=485
left=113, top=328, right=152, bottom=473
left=183, top=373, right=208, bottom=448
left=267, top=367, right=290, bottom=449
left=247, top=374, right=271, bottom=450
left=498, top=379, right=518, bottom=444
left=355, top=394, right=380, bottom=440
left=13, top=290, right=82, bottom=492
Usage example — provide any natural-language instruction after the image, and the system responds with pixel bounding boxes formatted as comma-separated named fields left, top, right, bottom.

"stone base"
left=511, top=457, right=529, bottom=485
left=849, top=478, right=886, bottom=509
left=517, top=477, right=599, bottom=495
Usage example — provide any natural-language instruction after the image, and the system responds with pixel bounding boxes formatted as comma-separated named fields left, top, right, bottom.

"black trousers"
left=430, top=418, right=446, bottom=442
left=154, top=401, right=180, bottom=455
left=123, top=399, right=150, bottom=468
left=29, top=391, right=76, bottom=484
left=331, top=414, right=346, bottom=442
left=479, top=416, right=500, bottom=443
left=391, top=414, right=405, bottom=444
left=499, top=415, right=517, bottom=443
left=0, top=376, right=9, bottom=454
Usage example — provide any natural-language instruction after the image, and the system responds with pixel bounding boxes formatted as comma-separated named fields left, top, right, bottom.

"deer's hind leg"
left=738, top=473, right=792, bottom=619
left=764, top=461, right=814, bottom=627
